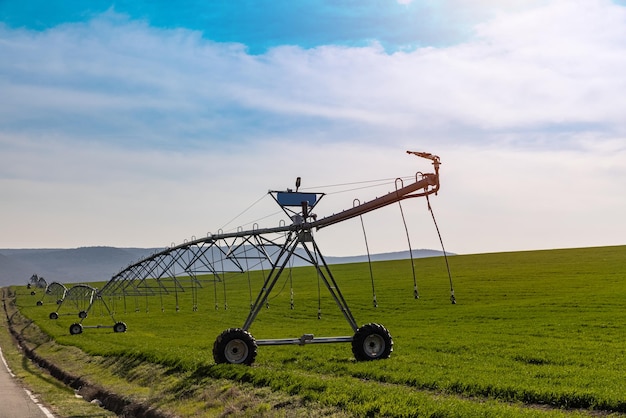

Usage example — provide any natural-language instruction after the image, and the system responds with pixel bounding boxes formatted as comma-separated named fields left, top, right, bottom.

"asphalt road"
left=0, top=345, right=54, bottom=418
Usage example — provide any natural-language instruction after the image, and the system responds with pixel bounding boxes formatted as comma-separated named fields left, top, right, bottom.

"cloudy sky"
left=1, top=0, right=625, bottom=257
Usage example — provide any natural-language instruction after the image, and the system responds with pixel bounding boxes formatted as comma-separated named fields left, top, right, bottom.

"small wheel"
left=56, top=299, right=63, bottom=305
left=352, top=323, right=393, bottom=361
left=30, top=291, right=36, bottom=296
left=113, top=322, right=127, bottom=333
left=213, top=328, right=257, bottom=365
left=49, top=312, right=59, bottom=320
left=36, top=300, right=43, bottom=306
left=78, top=310, right=88, bottom=319
left=69, top=323, right=83, bottom=335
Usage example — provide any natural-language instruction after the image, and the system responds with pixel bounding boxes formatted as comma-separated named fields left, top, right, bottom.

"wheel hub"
left=363, top=334, right=385, bottom=357
left=225, top=339, right=249, bottom=363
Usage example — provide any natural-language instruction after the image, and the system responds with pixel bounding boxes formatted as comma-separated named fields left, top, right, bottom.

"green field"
left=11, top=245, right=626, bottom=417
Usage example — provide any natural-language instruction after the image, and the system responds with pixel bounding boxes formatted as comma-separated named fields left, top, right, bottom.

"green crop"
left=14, top=245, right=626, bottom=416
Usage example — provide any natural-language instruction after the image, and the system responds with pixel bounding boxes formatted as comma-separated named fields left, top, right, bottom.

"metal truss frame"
left=66, top=152, right=442, bottom=362
left=36, top=281, right=68, bottom=306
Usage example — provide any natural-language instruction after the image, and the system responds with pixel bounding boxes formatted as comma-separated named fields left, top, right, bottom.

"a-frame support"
left=242, top=226, right=359, bottom=341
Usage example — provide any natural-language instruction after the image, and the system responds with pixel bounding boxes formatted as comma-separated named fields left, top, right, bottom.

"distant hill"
left=0, top=246, right=452, bottom=287
left=0, top=252, right=38, bottom=286
left=325, top=249, right=448, bottom=264
left=0, top=247, right=159, bottom=287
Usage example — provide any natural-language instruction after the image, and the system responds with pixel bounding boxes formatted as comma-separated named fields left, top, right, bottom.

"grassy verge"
left=1, top=287, right=117, bottom=417
left=2, top=286, right=349, bottom=417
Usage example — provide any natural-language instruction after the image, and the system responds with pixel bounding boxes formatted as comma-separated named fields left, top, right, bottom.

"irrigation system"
left=42, top=151, right=451, bottom=365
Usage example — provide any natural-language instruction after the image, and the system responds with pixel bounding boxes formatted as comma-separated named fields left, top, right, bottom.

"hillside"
left=0, top=247, right=159, bottom=286
left=0, top=252, right=36, bottom=285
left=0, top=246, right=450, bottom=287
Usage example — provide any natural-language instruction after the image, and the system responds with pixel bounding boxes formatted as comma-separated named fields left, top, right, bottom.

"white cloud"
left=3, top=1, right=626, bottom=143
left=1, top=1, right=625, bottom=255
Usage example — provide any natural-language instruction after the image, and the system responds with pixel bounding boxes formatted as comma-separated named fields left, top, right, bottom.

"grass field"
left=11, top=245, right=626, bottom=417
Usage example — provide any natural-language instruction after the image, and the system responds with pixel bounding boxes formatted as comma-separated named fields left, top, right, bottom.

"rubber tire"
left=113, top=322, right=127, bottom=333
left=49, top=312, right=59, bottom=320
left=36, top=301, right=43, bottom=306
left=213, top=328, right=258, bottom=365
left=69, top=323, right=83, bottom=335
left=78, top=310, right=88, bottom=319
left=352, top=323, right=393, bottom=361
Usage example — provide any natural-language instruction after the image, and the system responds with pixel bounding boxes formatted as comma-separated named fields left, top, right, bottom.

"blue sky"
left=1, top=0, right=625, bottom=256
left=0, top=0, right=470, bottom=53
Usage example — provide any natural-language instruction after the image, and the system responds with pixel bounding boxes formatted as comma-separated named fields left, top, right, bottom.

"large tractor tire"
left=352, top=323, right=393, bottom=361
left=213, top=328, right=258, bottom=365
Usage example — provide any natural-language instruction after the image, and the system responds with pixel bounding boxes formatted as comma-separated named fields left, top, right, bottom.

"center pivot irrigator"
left=55, top=151, right=450, bottom=366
